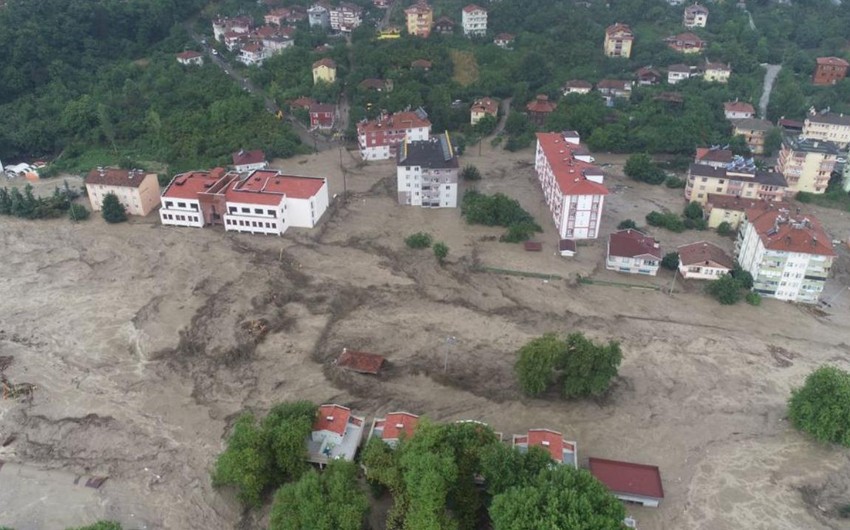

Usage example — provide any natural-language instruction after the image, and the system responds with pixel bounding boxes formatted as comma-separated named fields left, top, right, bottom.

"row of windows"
left=227, top=206, right=278, bottom=217
left=226, top=219, right=276, bottom=229
left=164, top=200, right=199, bottom=210
left=164, top=213, right=199, bottom=223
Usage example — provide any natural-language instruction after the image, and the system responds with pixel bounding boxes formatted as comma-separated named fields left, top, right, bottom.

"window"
left=165, top=201, right=173, bottom=208
left=254, top=208, right=263, bottom=214
left=178, top=202, right=186, bottom=208
left=242, top=207, right=250, bottom=213
left=191, top=204, right=198, bottom=211
left=229, top=207, right=236, bottom=214
left=267, top=209, right=275, bottom=216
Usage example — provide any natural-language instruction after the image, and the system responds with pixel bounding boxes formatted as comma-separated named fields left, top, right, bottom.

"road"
left=758, top=64, right=782, bottom=119
left=492, top=97, right=513, bottom=136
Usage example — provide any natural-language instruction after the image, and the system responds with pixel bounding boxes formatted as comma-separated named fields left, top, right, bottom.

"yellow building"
left=604, top=23, right=633, bottom=58
left=405, top=1, right=433, bottom=38
left=85, top=168, right=161, bottom=216
left=776, top=136, right=840, bottom=194
left=685, top=163, right=788, bottom=205
left=704, top=62, right=731, bottom=83
left=312, top=58, right=337, bottom=84
left=704, top=194, right=788, bottom=230
left=731, top=118, right=772, bottom=155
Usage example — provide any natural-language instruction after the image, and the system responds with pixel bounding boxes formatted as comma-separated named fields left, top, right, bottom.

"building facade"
left=405, top=1, right=433, bottom=37
left=307, top=404, right=366, bottom=465
left=534, top=132, right=608, bottom=239
left=606, top=229, right=662, bottom=276
left=736, top=204, right=834, bottom=303
left=312, top=58, right=336, bottom=84
left=683, top=3, right=708, bottom=27
left=309, top=103, right=336, bottom=130
left=357, top=110, right=432, bottom=160
left=732, top=118, right=772, bottom=155
left=723, top=101, right=755, bottom=120
left=704, top=62, right=731, bottom=83
left=470, top=97, right=498, bottom=125
left=704, top=194, right=787, bottom=230
left=329, top=3, right=363, bottom=32
left=307, top=5, right=330, bottom=29
left=396, top=132, right=459, bottom=208
left=665, top=32, right=705, bottom=53
left=85, top=168, right=161, bottom=216
left=685, top=161, right=788, bottom=205
left=802, top=111, right=850, bottom=149
left=677, top=241, right=734, bottom=280
left=813, top=57, right=849, bottom=86
left=776, top=136, right=840, bottom=195
left=461, top=4, right=487, bottom=36
left=176, top=51, right=204, bottom=66
left=604, top=23, right=634, bottom=58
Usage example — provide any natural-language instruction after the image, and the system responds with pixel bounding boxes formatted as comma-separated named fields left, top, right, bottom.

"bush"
left=683, top=201, right=703, bottom=221
left=645, top=210, right=685, bottom=232
left=705, top=274, right=743, bottom=305
left=788, top=366, right=850, bottom=447
left=617, top=219, right=637, bottom=230
left=665, top=175, right=686, bottom=188
left=796, top=191, right=812, bottom=203
left=745, top=292, right=762, bottom=306
left=731, top=265, right=754, bottom=289
left=624, top=153, right=666, bottom=185
left=461, top=165, right=482, bottom=181
left=101, top=193, right=127, bottom=223
left=500, top=221, right=538, bottom=243
left=661, top=252, right=679, bottom=271
left=461, top=190, right=542, bottom=242
left=405, top=232, right=433, bottom=249
left=716, top=221, right=733, bottom=236
left=68, top=203, right=90, bottom=221
left=683, top=217, right=708, bottom=230
left=433, top=242, right=448, bottom=264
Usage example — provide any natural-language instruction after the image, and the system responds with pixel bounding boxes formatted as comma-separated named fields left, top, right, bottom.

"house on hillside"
left=232, top=149, right=268, bottom=172
left=462, top=4, right=487, bottom=36
left=307, top=5, right=331, bottom=30
left=724, top=101, right=755, bottom=120
left=176, top=51, right=204, bottom=66
left=667, top=63, right=695, bottom=84
left=563, top=79, right=592, bottom=95
left=683, top=3, right=709, bottom=27
left=813, top=56, right=849, bottom=85
left=731, top=118, right=773, bottom=155
left=703, top=62, right=731, bottom=83
left=306, top=404, right=366, bottom=466
left=677, top=241, right=734, bottom=280
left=405, top=1, right=433, bottom=37
left=85, top=168, right=161, bottom=216
left=589, top=458, right=665, bottom=508
left=309, top=103, right=336, bottom=130
left=526, top=95, right=557, bottom=126
left=597, top=79, right=632, bottom=105
left=434, top=16, right=455, bottom=35
left=312, top=58, right=337, bottom=84
left=636, top=66, right=663, bottom=86
left=470, top=97, right=498, bottom=125
left=512, top=429, right=577, bottom=467
left=329, top=3, right=363, bottom=32
left=606, top=229, right=662, bottom=276
left=665, top=32, right=705, bottom=54
left=604, top=23, right=634, bottom=58
left=493, top=32, right=514, bottom=49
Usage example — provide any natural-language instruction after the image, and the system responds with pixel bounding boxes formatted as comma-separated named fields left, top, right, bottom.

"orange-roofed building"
left=526, top=95, right=557, bottom=126
left=405, top=1, right=433, bottom=37
left=307, top=404, right=366, bottom=465
left=512, top=428, right=577, bottom=467
left=813, top=56, right=849, bottom=86
left=160, top=168, right=237, bottom=228
left=534, top=132, right=608, bottom=240
left=370, top=412, right=419, bottom=447
left=470, top=97, right=498, bottom=125
left=736, top=204, right=834, bottom=303
left=357, top=109, right=431, bottom=160
left=85, top=167, right=161, bottom=216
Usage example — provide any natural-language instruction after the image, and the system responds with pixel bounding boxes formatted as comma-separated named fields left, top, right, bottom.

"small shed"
left=589, top=457, right=664, bottom=508
left=523, top=241, right=543, bottom=252
left=336, top=348, right=386, bottom=375
left=558, top=239, right=577, bottom=257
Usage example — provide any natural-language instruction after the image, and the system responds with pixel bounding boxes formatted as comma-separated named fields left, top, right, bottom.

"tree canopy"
left=101, top=193, right=127, bottom=223
left=788, top=366, right=850, bottom=447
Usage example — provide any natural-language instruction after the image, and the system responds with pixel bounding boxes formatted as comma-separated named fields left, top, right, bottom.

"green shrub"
left=745, top=292, right=761, bottom=306
left=796, top=191, right=812, bottom=203
left=101, top=193, right=127, bottom=223
left=461, top=190, right=542, bottom=242
left=617, top=219, right=637, bottom=230
left=661, top=252, right=679, bottom=271
left=433, top=242, right=449, bottom=264
left=500, top=222, right=538, bottom=243
left=665, top=175, right=686, bottom=188
left=68, top=203, right=90, bottom=221
left=405, top=232, right=433, bottom=249
left=788, top=366, right=850, bottom=447
left=646, top=210, right=685, bottom=232
left=683, top=201, right=703, bottom=220
left=705, top=274, right=743, bottom=305
left=461, top=165, right=482, bottom=181
left=716, top=221, right=733, bottom=236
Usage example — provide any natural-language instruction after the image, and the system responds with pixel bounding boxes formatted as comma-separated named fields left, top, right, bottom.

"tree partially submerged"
left=100, top=192, right=127, bottom=223
left=788, top=366, right=850, bottom=447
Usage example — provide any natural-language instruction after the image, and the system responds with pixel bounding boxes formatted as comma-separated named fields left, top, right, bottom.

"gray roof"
left=732, top=118, right=773, bottom=132
left=783, top=136, right=841, bottom=155
left=397, top=133, right=459, bottom=169
left=688, top=163, right=787, bottom=187
left=805, top=112, right=850, bottom=127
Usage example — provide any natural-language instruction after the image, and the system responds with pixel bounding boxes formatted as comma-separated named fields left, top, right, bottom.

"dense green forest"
left=0, top=0, right=302, bottom=172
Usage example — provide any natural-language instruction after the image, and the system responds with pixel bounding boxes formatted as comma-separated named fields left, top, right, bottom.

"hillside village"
left=2, top=0, right=850, bottom=529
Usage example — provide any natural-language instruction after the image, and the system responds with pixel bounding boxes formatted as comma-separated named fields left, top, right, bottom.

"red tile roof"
left=85, top=168, right=153, bottom=188
left=337, top=349, right=386, bottom=374
left=177, top=50, right=202, bottom=60
left=677, top=241, right=735, bottom=269
left=597, top=79, right=631, bottom=91
left=463, top=4, right=485, bottom=13
left=605, top=23, right=633, bottom=38
left=525, top=428, right=574, bottom=462
left=494, top=32, right=514, bottom=42
left=536, top=133, right=609, bottom=197
left=471, top=97, right=498, bottom=116
left=565, top=79, right=592, bottom=89
left=608, top=229, right=662, bottom=259
left=310, top=103, right=336, bottom=114
left=411, top=59, right=432, bottom=69
left=313, top=58, right=336, bottom=69
left=314, top=404, right=351, bottom=435
left=816, top=56, right=850, bottom=67
left=378, top=412, right=419, bottom=440
left=232, top=149, right=266, bottom=167
left=589, top=457, right=664, bottom=499
left=724, top=101, right=755, bottom=114
left=162, top=169, right=229, bottom=200
left=357, top=111, right=431, bottom=134
left=234, top=171, right=325, bottom=199
left=745, top=205, right=834, bottom=256
left=526, top=95, right=557, bottom=113
left=695, top=148, right=733, bottom=164
left=290, top=96, right=317, bottom=109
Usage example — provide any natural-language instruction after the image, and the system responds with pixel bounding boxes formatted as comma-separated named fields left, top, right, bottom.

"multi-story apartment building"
left=776, top=136, right=840, bottom=195
left=461, top=4, right=487, bottom=36
left=703, top=194, right=789, bottom=230
left=802, top=111, right=850, bottom=149
left=329, top=2, right=363, bottom=32
left=534, top=132, right=608, bottom=240
left=604, top=23, right=633, bottom=58
left=683, top=3, right=708, bottom=27
left=736, top=204, right=834, bottom=303
left=405, top=1, right=433, bottom=38
left=396, top=132, right=459, bottom=208
left=357, top=110, right=431, bottom=160
left=85, top=168, right=161, bottom=216
left=694, top=147, right=733, bottom=168
left=307, top=5, right=330, bottom=29
left=812, top=56, right=849, bottom=86
left=732, top=118, right=772, bottom=155
left=160, top=168, right=329, bottom=235
left=685, top=159, right=788, bottom=205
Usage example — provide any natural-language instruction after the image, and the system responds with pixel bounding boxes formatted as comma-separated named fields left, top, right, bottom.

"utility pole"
left=668, top=267, right=677, bottom=295
left=444, top=336, right=458, bottom=373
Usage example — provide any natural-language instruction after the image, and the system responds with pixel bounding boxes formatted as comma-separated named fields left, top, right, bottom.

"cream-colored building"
left=686, top=162, right=788, bottom=205
left=776, top=136, right=840, bottom=194
left=802, top=111, right=850, bottom=149
left=85, top=168, right=161, bottom=216
left=732, top=118, right=772, bottom=155
left=704, top=194, right=789, bottom=230
left=604, top=23, right=633, bottom=58
left=470, top=97, right=498, bottom=125
left=405, top=1, right=433, bottom=37
left=704, top=62, right=731, bottom=83
left=312, top=58, right=336, bottom=84
left=677, top=241, right=734, bottom=280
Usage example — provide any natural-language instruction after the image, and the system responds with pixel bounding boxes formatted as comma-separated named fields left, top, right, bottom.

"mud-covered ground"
left=1, top=143, right=849, bottom=530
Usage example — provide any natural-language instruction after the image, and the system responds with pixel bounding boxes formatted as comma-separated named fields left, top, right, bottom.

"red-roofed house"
left=336, top=348, right=386, bottom=374
left=176, top=50, right=204, bottom=66
left=606, top=229, right=662, bottom=275
left=470, top=97, right=498, bottom=125
left=493, top=32, right=514, bottom=49
left=737, top=204, right=834, bottom=303
left=307, top=404, right=366, bottom=465
left=665, top=32, right=705, bottom=54
left=813, top=56, right=849, bottom=86
left=694, top=147, right=733, bottom=168
left=85, top=168, right=161, bottom=216
left=160, top=168, right=237, bottom=228
left=589, top=458, right=664, bottom=507
left=309, top=103, right=336, bottom=130
left=357, top=110, right=431, bottom=160
left=526, top=95, right=557, bottom=126
left=265, top=8, right=291, bottom=26
left=312, top=58, right=337, bottom=84
left=563, top=80, right=592, bottom=95
left=723, top=101, right=755, bottom=120
left=232, top=149, right=268, bottom=172
left=370, top=412, right=419, bottom=447
left=677, top=241, right=735, bottom=280
left=512, top=428, right=577, bottom=467
left=238, top=42, right=267, bottom=66
left=534, top=132, right=608, bottom=240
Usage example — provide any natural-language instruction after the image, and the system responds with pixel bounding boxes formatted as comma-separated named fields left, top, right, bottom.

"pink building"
left=534, top=132, right=608, bottom=240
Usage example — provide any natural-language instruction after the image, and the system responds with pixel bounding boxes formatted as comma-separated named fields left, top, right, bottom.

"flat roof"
left=589, top=457, right=664, bottom=499
left=162, top=168, right=228, bottom=200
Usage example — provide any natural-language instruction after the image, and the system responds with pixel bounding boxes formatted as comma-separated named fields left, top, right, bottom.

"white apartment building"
left=396, top=132, right=459, bottom=208
left=85, top=167, right=161, bottom=216
left=160, top=168, right=232, bottom=228
left=357, top=110, right=431, bottom=160
left=802, top=111, right=850, bottom=149
left=534, top=132, right=608, bottom=239
left=329, top=2, right=363, bottom=32
left=461, top=4, right=487, bottom=36
left=736, top=203, right=835, bottom=303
